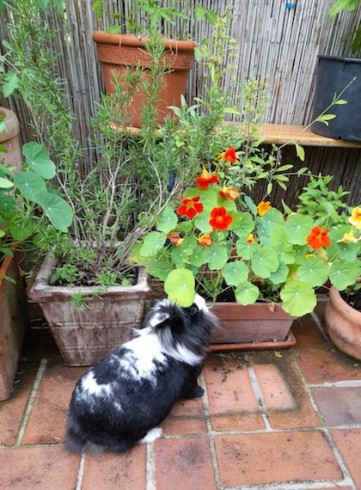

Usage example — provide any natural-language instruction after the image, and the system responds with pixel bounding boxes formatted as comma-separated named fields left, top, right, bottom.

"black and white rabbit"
left=64, top=294, right=217, bottom=454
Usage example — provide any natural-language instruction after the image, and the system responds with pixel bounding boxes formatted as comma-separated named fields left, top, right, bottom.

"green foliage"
left=0, top=142, right=72, bottom=256
left=329, top=0, right=361, bottom=53
left=136, top=171, right=361, bottom=316
left=92, top=0, right=216, bottom=39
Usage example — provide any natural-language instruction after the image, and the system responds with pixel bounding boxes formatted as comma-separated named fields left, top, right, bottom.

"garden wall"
left=1, top=0, right=361, bottom=205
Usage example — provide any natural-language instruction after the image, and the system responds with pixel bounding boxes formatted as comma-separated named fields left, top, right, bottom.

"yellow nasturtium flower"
left=349, top=207, right=361, bottom=229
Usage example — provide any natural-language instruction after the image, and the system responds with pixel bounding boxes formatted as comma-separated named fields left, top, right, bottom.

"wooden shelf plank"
left=111, top=122, right=361, bottom=148
left=232, top=123, right=361, bottom=148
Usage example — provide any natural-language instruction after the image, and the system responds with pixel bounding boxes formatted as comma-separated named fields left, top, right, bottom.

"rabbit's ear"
left=148, top=311, right=171, bottom=329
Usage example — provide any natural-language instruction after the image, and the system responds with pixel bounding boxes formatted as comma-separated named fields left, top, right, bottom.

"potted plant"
left=0, top=140, right=72, bottom=400
left=1, top=0, right=207, bottom=366
left=92, top=0, right=216, bottom=127
left=324, top=209, right=361, bottom=361
left=311, top=0, right=361, bottom=141
left=134, top=159, right=361, bottom=349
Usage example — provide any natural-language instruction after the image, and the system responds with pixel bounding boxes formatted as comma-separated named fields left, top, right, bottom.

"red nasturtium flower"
left=177, top=196, right=204, bottom=219
left=219, top=186, right=239, bottom=201
left=209, top=207, right=233, bottom=231
left=195, top=168, right=219, bottom=190
left=219, top=147, right=237, bottom=163
left=307, top=226, right=331, bottom=250
left=198, top=233, right=213, bottom=247
left=257, top=201, right=272, bottom=216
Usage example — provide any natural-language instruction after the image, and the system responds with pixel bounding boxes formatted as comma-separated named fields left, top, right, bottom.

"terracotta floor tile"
left=204, top=354, right=264, bottom=431
left=331, top=429, right=361, bottom=488
left=252, top=363, right=295, bottom=410
left=154, top=437, right=216, bottom=490
left=161, top=398, right=207, bottom=435
left=292, top=313, right=330, bottom=349
left=82, top=445, right=146, bottom=490
left=0, top=361, right=38, bottom=446
left=0, top=446, right=80, bottom=489
left=312, top=386, right=361, bottom=426
left=214, top=431, right=342, bottom=487
left=250, top=351, right=321, bottom=429
left=22, top=359, right=86, bottom=445
left=295, top=350, right=361, bottom=384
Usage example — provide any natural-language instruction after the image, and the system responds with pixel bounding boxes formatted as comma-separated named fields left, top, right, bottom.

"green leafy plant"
left=0, top=142, right=72, bottom=257
left=134, top=165, right=361, bottom=317
left=92, top=0, right=217, bottom=38
left=330, top=0, right=361, bottom=53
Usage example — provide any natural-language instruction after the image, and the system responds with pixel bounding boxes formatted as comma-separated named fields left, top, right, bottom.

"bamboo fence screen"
left=1, top=0, right=361, bottom=204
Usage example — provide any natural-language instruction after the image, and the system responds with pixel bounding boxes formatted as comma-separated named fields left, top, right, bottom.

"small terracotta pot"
left=0, top=106, right=22, bottom=170
left=92, top=32, right=196, bottom=127
left=325, top=286, right=361, bottom=361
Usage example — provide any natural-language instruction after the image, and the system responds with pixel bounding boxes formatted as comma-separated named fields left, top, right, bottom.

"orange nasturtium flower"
left=307, top=226, right=331, bottom=250
left=246, top=233, right=254, bottom=245
left=219, top=147, right=237, bottom=163
left=257, top=201, right=272, bottom=216
left=219, top=186, right=239, bottom=201
left=209, top=207, right=233, bottom=231
left=349, top=207, right=361, bottom=229
left=177, top=196, right=204, bottom=219
left=195, top=168, right=219, bottom=190
left=198, top=233, right=213, bottom=247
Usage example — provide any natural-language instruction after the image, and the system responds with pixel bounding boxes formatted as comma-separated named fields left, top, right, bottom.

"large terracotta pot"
left=29, top=254, right=150, bottom=366
left=325, top=286, right=361, bottom=361
left=92, top=32, right=196, bottom=127
left=0, top=251, right=27, bottom=400
left=209, top=302, right=296, bottom=351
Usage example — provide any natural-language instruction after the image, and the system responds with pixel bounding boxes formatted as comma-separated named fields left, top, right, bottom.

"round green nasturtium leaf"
left=164, top=268, right=195, bottom=307
left=251, top=245, right=279, bottom=278
left=222, top=260, right=249, bottom=286
left=269, top=262, right=289, bottom=284
left=280, top=280, right=317, bottom=317
left=329, top=259, right=361, bottom=291
left=156, top=206, right=178, bottom=233
left=13, top=170, right=47, bottom=201
left=297, top=256, right=330, bottom=287
left=139, top=231, right=166, bottom=257
left=23, top=142, right=56, bottom=179
left=235, top=281, right=260, bottom=305
left=285, top=213, right=313, bottom=245
left=37, top=191, right=73, bottom=231
left=204, top=244, right=229, bottom=270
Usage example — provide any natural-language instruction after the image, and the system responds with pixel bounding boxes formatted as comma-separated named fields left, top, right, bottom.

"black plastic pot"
left=311, top=55, right=361, bottom=142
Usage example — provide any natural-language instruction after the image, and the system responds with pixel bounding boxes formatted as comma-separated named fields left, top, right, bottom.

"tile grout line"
left=146, top=440, right=156, bottom=490
left=75, top=453, right=86, bottom=490
left=227, top=480, right=353, bottom=490
left=291, top=351, right=357, bottom=490
left=15, top=358, right=48, bottom=447
left=200, top=371, right=223, bottom=490
left=246, top=358, right=272, bottom=431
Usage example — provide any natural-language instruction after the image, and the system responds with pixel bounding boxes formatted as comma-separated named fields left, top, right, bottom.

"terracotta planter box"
left=209, top=302, right=296, bottom=351
left=92, top=32, right=196, bottom=127
left=29, top=254, right=150, bottom=366
left=0, top=252, right=27, bottom=400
